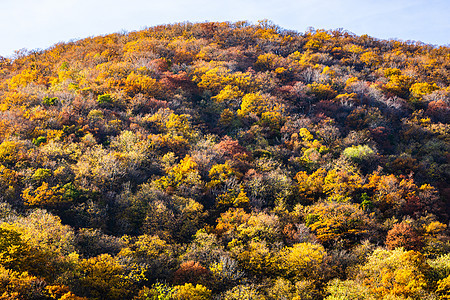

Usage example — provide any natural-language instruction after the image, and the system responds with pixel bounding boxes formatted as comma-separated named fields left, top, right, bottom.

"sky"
left=1, top=0, right=449, bottom=57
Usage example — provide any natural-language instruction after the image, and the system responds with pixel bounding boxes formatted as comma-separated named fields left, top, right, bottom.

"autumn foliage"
left=0, top=21, right=448, bottom=299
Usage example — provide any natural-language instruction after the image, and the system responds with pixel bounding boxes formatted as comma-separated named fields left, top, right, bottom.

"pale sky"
left=1, top=0, right=449, bottom=57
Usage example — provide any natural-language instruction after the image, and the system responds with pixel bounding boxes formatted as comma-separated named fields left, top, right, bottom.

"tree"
left=134, top=283, right=174, bottom=300
left=223, top=285, right=264, bottom=300
left=173, top=261, right=211, bottom=286
left=215, top=208, right=251, bottom=237
left=267, top=277, right=318, bottom=300
left=237, top=92, right=268, bottom=119
left=279, top=242, right=326, bottom=281
left=236, top=211, right=282, bottom=243
left=229, top=239, right=278, bottom=277
left=364, top=172, right=405, bottom=218
left=173, top=283, right=212, bottom=300
left=306, top=83, right=337, bottom=100
left=0, top=140, right=27, bottom=168
left=436, top=275, right=450, bottom=300
left=75, top=254, right=135, bottom=299
left=322, top=168, right=363, bottom=202
left=212, top=85, right=244, bottom=104
left=117, top=234, right=176, bottom=283
left=208, top=162, right=238, bottom=188
left=124, top=72, right=159, bottom=97
left=22, top=182, right=71, bottom=206
left=303, top=202, right=371, bottom=247
left=342, top=145, right=375, bottom=163
left=325, top=279, right=375, bottom=300
left=360, top=51, right=380, bottom=67
left=0, top=225, right=38, bottom=273
left=409, top=82, right=439, bottom=102
left=357, top=248, right=430, bottom=299
left=383, top=73, right=415, bottom=99
left=182, top=229, right=226, bottom=267
left=385, top=222, right=423, bottom=251
left=216, top=186, right=250, bottom=209
left=209, top=256, right=244, bottom=292
left=428, top=253, right=450, bottom=297
left=294, top=168, right=326, bottom=204
left=155, top=155, right=202, bottom=195
left=0, top=265, right=54, bottom=300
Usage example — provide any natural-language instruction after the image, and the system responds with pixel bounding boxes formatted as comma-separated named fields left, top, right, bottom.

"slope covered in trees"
left=0, top=20, right=449, bottom=299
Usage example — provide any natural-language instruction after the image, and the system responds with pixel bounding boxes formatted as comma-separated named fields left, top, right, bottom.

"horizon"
left=1, top=0, right=449, bottom=58
left=3, top=20, right=442, bottom=59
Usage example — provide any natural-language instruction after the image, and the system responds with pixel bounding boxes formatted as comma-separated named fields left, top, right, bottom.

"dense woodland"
left=0, top=20, right=449, bottom=299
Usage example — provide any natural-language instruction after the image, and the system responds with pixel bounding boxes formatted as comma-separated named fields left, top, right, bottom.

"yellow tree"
left=357, top=248, right=430, bottom=299
left=22, top=182, right=70, bottom=206
left=279, top=242, right=326, bottom=281
left=383, top=72, right=415, bottom=99
left=212, top=85, right=244, bottom=104
left=173, top=283, right=212, bottom=300
left=303, top=201, right=370, bottom=247
left=295, top=168, right=327, bottom=204
left=76, top=254, right=135, bottom=300
left=323, top=168, right=364, bottom=202
left=409, top=82, right=439, bottom=102
left=237, top=92, right=267, bottom=118
left=156, top=155, right=202, bottom=193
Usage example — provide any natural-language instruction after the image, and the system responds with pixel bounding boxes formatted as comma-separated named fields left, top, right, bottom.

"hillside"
left=0, top=21, right=449, bottom=299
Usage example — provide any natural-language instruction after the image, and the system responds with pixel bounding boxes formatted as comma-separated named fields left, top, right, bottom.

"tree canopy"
left=0, top=20, right=448, bottom=299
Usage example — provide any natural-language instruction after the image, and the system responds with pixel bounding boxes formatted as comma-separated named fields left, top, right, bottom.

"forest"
left=0, top=20, right=449, bottom=299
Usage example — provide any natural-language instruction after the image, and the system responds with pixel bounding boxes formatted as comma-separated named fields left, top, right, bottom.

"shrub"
left=97, top=93, right=113, bottom=104
left=42, top=96, right=58, bottom=106
left=32, top=136, right=47, bottom=146
left=342, top=144, right=374, bottom=161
